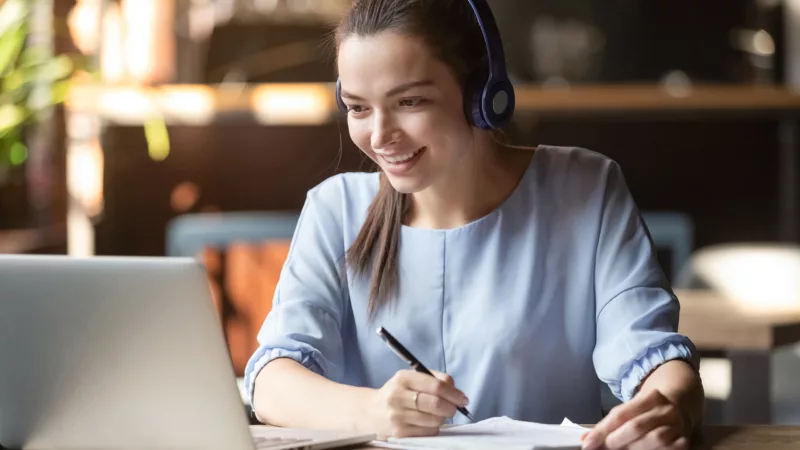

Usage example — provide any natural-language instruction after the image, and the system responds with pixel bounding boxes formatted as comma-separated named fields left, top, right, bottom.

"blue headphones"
left=335, top=0, right=515, bottom=130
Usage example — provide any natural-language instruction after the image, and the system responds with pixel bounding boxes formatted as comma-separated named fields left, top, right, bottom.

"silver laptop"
left=0, top=255, right=375, bottom=449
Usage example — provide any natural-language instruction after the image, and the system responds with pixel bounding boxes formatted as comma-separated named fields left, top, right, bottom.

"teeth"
left=383, top=148, right=422, bottom=164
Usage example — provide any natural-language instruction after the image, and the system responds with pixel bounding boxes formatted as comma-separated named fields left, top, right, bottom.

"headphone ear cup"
left=335, top=79, right=347, bottom=113
left=464, top=70, right=492, bottom=130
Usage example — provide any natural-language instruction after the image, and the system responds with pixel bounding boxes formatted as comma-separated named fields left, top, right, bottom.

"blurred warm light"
left=100, top=2, right=124, bottom=83
left=159, top=86, right=215, bottom=124
left=171, top=182, right=201, bottom=213
left=68, top=207, right=95, bottom=257
left=97, top=87, right=157, bottom=122
left=692, top=244, right=800, bottom=314
left=699, top=358, right=731, bottom=400
left=121, top=0, right=175, bottom=84
left=252, top=84, right=335, bottom=125
left=730, top=28, right=776, bottom=58
left=67, top=140, right=104, bottom=219
left=68, top=0, right=174, bottom=83
left=67, top=0, right=101, bottom=55
left=69, top=84, right=215, bottom=125
left=753, top=30, right=776, bottom=56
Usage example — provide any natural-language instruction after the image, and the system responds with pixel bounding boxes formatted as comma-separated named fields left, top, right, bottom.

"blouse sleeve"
left=592, top=160, right=699, bottom=402
left=243, top=179, right=348, bottom=411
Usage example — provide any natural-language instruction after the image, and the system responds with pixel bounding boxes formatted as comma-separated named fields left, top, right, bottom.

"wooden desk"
left=676, top=290, right=800, bottom=425
left=677, top=289, right=800, bottom=351
left=696, top=426, right=800, bottom=449
left=353, top=426, right=800, bottom=449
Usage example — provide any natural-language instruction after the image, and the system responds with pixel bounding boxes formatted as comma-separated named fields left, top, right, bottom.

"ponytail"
left=346, top=173, right=408, bottom=318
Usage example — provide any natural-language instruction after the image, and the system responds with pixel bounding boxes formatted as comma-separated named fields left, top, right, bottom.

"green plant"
left=0, top=0, right=76, bottom=180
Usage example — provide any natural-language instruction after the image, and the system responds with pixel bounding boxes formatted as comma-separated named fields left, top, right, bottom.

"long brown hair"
left=336, top=0, right=490, bottom=317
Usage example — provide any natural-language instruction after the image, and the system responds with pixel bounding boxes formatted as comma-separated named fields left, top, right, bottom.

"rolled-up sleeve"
left=592, top=161, right=698, bottom=402
left=244, top=180, right=347, bottom=410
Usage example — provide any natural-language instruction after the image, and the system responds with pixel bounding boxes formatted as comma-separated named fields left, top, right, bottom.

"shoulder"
left=531, top=145, right=627, bottom=197
left=525, top=145, right=632, bottom=222
left=303, top=171, right=380, bottom=230
left=533, top=145, right=622, bottom=180
left=307, top=171, right=379, bottom=207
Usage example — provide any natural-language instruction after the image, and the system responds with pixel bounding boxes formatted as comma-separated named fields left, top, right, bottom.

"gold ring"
left=412, top=391, right=420, bottom=410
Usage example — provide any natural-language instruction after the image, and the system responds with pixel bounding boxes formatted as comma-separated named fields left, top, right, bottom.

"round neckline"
left=400, top=147, right=540, bottom=234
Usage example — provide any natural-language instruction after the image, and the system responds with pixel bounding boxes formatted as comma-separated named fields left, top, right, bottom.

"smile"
left=380, top=147, right=424, bottom=165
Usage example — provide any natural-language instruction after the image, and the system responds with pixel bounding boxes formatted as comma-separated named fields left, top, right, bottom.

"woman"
left=245, top=0, right=704, bottom=449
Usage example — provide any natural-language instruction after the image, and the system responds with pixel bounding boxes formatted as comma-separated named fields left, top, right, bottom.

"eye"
left=399, top=98, right=423, bottom=107
left=347, top=105, right=367, bottom=114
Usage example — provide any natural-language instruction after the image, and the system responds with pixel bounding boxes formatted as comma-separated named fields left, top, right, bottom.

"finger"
left=604, top=406, right=677, bottom=449
left=630, top=434, right=689, bottom=450
left=414, top=392, right=458, bottom=418
left=430, top=370, right=455, bottom=386
left=398, top=408, right=448, bottom=428
left=625, top=425, right=684, bottom=450
left=401, top=371, right=469, bottom=407
left=587, top=390, right=670, bottom=445
left=667, top=436, right=690, bottom=450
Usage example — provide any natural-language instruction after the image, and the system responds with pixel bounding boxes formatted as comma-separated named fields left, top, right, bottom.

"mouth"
left=378, top=147, right=426, bottom=168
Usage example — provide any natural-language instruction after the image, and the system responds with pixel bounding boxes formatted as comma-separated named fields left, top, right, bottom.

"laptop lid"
left=0, top=255, right=255, bottom=449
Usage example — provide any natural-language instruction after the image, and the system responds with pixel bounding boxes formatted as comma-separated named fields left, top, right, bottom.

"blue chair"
left=641, top=211, right=695, bottom=282
left=165, top=211, right=300, bottom=258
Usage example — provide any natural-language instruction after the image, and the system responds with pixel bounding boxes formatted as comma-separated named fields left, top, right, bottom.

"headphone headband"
left=466, top=0, right=508, bottom=81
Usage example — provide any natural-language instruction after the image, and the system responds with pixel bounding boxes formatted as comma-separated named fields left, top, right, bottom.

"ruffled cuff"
left=615, top=338, right=698, bottom=402
left=244, top=347, right=327, bottom=413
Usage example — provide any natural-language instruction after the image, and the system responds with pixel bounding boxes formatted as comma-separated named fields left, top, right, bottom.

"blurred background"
left=1, top=0, right=800, bottom=427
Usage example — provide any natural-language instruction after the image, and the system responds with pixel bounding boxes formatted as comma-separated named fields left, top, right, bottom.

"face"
left=337, top=31, right=475, bottom=194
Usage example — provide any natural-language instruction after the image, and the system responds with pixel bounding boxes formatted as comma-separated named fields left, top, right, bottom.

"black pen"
left=376, top=326, right=474, bottom=422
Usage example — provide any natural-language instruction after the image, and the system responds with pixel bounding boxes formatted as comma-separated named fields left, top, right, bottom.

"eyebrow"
left=340, top=80, right=435, bottom=101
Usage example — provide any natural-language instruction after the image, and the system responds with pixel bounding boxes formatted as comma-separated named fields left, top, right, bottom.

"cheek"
left=348, top=121, right=375, bottom=156
left=407, top=109, right=465, bottom=142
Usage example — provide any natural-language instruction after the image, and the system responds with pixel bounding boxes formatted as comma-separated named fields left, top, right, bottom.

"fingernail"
left=461, top=396, right=469, bottom=406
left=581, top=433, right=601, bottom=450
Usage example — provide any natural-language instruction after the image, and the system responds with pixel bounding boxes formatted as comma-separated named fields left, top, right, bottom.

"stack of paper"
left=372, top=417, right=589, bottom=450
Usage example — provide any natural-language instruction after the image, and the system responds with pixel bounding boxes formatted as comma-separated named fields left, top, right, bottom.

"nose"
left=370, top=111, right=401, bottom=151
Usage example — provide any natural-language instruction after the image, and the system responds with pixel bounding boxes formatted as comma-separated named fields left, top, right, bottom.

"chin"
left=384, top=175, right=428, bottom=195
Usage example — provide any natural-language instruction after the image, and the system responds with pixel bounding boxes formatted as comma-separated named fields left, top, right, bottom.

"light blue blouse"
left=244, top=145, right=697, bottom=425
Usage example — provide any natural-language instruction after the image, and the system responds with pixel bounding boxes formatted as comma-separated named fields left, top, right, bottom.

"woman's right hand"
left=367, top=369, right=470, bottom=439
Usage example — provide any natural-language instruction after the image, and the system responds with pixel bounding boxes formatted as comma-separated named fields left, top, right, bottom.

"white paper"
left=373, top=416, right=588, bottom=450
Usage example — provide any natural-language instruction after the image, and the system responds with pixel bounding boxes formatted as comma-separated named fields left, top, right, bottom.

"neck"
left=407, top=135, right=532, bottom=230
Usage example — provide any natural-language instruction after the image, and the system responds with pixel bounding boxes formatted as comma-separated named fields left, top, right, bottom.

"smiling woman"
left=245, top=1, right=704, bottom=448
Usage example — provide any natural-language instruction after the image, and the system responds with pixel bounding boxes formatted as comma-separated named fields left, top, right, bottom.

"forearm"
left=639, top=359, right=705, bottom=434
left=253, top=358, right=376, bottom=432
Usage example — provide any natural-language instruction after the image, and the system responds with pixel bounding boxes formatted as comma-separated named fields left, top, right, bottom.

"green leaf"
left=2, top=64, right=31, bottom=92
left=9, top=139, right=27, bottom=165
left=0, top=0, right=28, bottom=36
left=0, top=103, right=26, bottom=135
left=0, top=21, right=26, bottom=75
left=18, top=46, right=49, bottom=67
left=50, top=79, right=71, bottom=105
left=144, top=118, right=170, bottom=161
left=38, top=54, right=74, bottom=82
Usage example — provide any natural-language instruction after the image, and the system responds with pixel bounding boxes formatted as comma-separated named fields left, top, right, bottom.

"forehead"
left=337, top=31, right=449, bottom=93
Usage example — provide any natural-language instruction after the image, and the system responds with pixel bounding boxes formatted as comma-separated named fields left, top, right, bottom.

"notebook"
left=371, top=416, right=589, bottom=450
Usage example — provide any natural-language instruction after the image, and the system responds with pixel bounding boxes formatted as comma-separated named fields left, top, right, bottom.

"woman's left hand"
left=581, top=388, right=690, bottom=450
